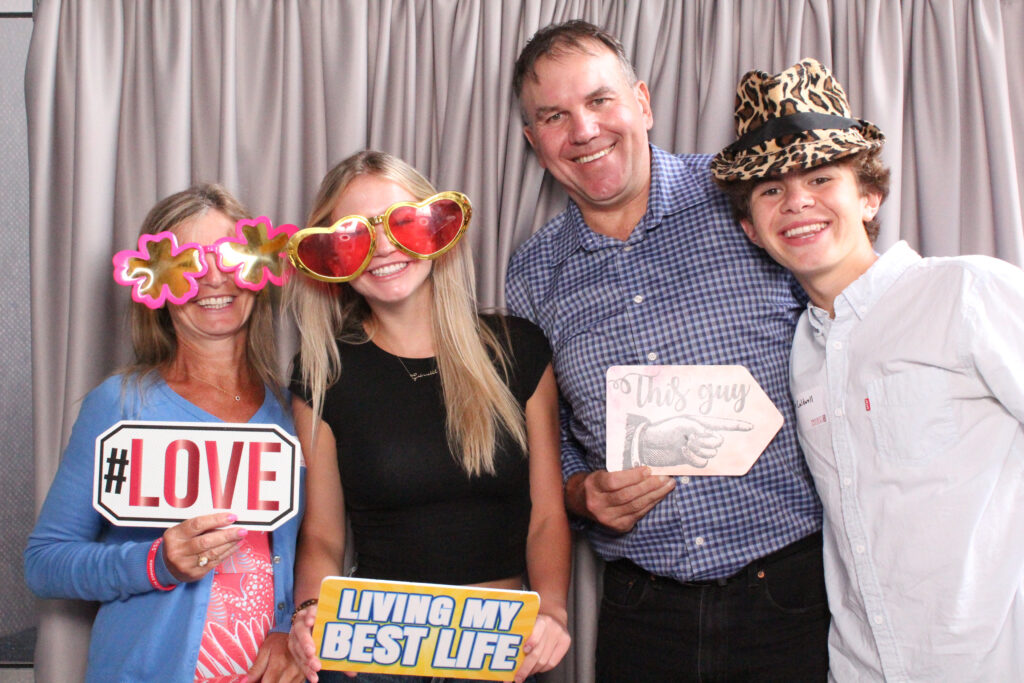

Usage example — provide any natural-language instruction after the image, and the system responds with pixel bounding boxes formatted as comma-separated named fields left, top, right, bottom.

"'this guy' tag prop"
left=93, top=421, right=302, bottom=530
left=606, top=365, right=783, bottom=476
left=313, top=577, right=539, bottom=680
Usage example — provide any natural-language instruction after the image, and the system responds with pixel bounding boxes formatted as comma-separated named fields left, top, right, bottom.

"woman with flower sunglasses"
left=285, top=151, right=571, bottom=683
left=25, top=185, right=304, bottom=682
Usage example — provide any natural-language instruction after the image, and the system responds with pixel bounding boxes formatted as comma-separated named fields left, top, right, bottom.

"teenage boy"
left=713, top=57, right=1024, bottom=680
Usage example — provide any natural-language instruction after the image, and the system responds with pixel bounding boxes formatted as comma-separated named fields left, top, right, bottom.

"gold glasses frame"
left=286, top=191, right=472, bottom=283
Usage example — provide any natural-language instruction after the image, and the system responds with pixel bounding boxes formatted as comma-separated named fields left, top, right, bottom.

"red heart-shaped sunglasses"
left=286, top=191, right=471, bottom=283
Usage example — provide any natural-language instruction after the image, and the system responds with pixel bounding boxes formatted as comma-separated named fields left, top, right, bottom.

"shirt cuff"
left=561, top=456, right=590, bottom=481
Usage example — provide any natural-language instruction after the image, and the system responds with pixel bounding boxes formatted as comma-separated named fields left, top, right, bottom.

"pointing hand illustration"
left=633, top=415, right=754, bottom=468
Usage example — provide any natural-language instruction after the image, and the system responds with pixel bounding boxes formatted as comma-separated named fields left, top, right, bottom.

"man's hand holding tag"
left=565, top=468, right=676, bottom=534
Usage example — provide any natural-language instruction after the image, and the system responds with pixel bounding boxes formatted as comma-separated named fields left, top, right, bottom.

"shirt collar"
left=647, top=145, right=720, bottom=221
left=548, top=145, right=711, bottom=262
left=807, top=241, right=921, bottom=333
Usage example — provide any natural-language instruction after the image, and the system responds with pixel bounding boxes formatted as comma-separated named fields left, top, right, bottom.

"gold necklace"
left=368, top=321, right=438, bottom=381
left=395, top=356, right=438, bottom=382
left=190, top=373, right=242, bottom=401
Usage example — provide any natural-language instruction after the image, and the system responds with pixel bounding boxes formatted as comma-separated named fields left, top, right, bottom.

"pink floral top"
left=194, top=532, right=275, bottom=682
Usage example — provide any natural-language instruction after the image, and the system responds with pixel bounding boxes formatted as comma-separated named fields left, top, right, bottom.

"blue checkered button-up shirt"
left=506, top=146, right=822, bottom=581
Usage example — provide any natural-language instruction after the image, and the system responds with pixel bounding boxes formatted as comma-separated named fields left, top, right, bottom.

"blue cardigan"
left=25, top=374, right=304, bottom=683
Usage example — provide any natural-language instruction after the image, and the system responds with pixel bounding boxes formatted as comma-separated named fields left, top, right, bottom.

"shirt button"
left=633, top=295, right=644, bottom=304
left=843, top=478, right=852, bottom=487
left=679, top=476, right=690, bottom=484
left=694, top=536, right=705, bottom=547
left=873, top=614, right=884, bottom=625
left=273, top=555, right=281, bottom=564
left=277, top=602, right=286, bottom=610
left=834, top=408, right=843, bottom=417
left=856, top=544, right=866, bottom=554
left=831, top=341, right=843, bottom=350
left=647, top=352, right=658, bottom=362
left=623, top=245, right=634, bottom=252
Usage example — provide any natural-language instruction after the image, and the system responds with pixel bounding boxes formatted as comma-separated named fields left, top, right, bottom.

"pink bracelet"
left=146, top=538, right=176, bottom=591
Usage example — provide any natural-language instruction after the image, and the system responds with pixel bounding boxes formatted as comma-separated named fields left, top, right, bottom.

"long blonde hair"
left=122, top=184, right=283, bottom=403
left=285, top=151, right=526, bottom=475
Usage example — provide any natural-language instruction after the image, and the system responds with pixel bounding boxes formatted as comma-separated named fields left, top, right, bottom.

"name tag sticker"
left=93, top=421, right=301, bottom=530
left=313, top=577, right=539, bottom=680
left=794, top=387, right=828, bottom=433
left=605, top=365, right=783, bottom=476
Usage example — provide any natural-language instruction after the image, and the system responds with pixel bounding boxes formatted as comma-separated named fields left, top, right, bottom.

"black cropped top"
left=291, top=314, right=551, bottom=585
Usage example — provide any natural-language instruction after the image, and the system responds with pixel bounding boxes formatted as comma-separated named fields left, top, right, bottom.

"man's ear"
left=635, top=81, right=654, bottom=131
left=522, top=125, right=546, bottom=169
left=739, top=218, right=762, bottom=247
left=862, top=190, right=882, bottom=223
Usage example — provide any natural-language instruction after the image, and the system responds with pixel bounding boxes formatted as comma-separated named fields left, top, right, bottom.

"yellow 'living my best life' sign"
left=313, top=577, right=539, bottom=680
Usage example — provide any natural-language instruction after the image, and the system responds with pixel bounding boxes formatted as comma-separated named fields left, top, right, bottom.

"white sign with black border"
left=93, top=421, right=301, bottom=530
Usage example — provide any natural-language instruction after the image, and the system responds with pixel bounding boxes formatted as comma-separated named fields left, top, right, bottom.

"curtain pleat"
left=27, top=2, right=1024, bottom=681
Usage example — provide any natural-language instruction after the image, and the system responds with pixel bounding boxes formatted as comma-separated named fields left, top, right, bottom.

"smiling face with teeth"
left=519, top=40, right=654, bottom=234
left=740, top=161, right=882, bottom=314
left=333, top=174, right=434, bottom=312
left=166, top=209, right=257, bottom=345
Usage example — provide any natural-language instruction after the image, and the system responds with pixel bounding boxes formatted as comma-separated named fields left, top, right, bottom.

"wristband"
left=146, top=538, right=176, bottom=591
left=291, top=598, right=319, bottom=624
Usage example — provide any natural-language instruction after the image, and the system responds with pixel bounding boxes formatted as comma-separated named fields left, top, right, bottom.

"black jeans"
left=595, top=532, right=829, bottom=682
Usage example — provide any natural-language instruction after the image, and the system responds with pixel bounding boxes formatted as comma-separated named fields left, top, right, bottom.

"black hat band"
left=725, top=112, right=863, bottom=155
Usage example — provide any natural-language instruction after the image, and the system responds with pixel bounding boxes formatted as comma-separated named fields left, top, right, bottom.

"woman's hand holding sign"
left=289, top=602, right=354, bottom=682
left=287, top=605, right=316, bottom=680
left=245, top=631, right=305, bottom=683
left=162, top=511, right=246, bottom=582
left=516, top=611, right=571, bottom=682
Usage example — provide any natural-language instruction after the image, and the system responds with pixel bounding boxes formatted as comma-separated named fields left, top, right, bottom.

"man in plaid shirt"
left=506, top=20, right=828, bottom=681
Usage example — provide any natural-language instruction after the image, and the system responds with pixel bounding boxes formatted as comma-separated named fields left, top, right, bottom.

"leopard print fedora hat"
left=711, top=58, right=884, bottom=182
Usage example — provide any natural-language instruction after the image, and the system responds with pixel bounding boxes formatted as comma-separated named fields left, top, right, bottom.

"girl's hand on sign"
left=515, top=612, right=571, bottom=682
left=287, top=604, right=318, bottom=680
left=245, top=631, right=305, bottom=683
left=162, top=511, right=245, bottom=582
left=287, top=604, right=358, bottom=681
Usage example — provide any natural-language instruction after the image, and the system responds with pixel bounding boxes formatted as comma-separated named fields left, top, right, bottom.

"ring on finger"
left=198, top=555, right=210, bottom=568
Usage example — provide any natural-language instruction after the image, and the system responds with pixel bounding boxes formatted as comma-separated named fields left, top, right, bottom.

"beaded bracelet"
left=146, top=538, right=176, bottom=591
left=291, top=598, right=319, bottom=624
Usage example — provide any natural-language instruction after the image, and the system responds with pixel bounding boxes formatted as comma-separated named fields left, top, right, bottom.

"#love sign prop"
left=313, top=577, right=539, bottom=680
left=93, top=421, right=301, bottom=530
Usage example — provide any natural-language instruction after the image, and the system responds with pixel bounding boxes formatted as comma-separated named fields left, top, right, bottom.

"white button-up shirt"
left=791, top=241, right=1024, bottom=682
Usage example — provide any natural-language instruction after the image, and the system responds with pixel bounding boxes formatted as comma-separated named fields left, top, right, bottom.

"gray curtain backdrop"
left=26, top=1, right=1024, bottom=681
